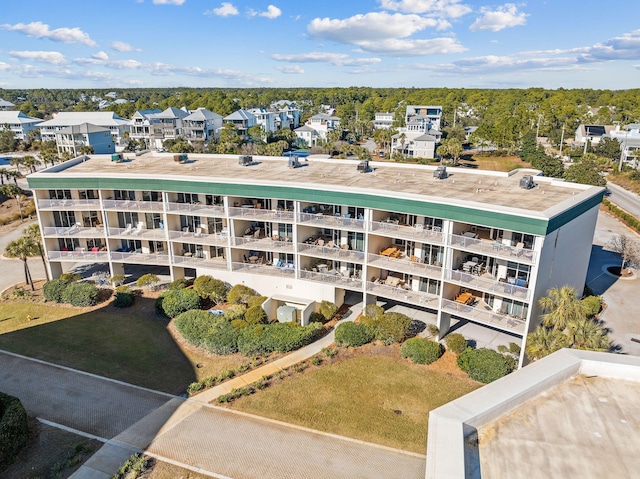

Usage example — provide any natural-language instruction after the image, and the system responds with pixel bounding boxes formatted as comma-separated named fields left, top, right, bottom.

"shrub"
left=59, top=272, right=81, bottom=283
left=335, top=322, right=374, bottom=347
left=110, top=274, right=126, bottom=287
left=401, top=337, right=444, bottom=364
left=582, top=295, right=603, bottom=318
left=363, top=304, right=384, bottom=320
left=245, top=306, right=268, bottom=325
left=457, top=348, right=514, bottom=383
left=309, top=311, right=326, bottom=323
left=61, top=282, right=98, bottom=306
left=247, top=295, right=268, bottom=309
left=445, top=333, right=467, bottom=353
left=156, top=288, right=200, bottom=318
left=237, top=322, right=322, bottom=356
left=224, top=304, right=246, bottom=322
left=174, top=310, right=239, bottom=354
left=113, top=285, right=134, bottom=308
left=0, top=392, right=29, bottom=470
left=426, top=323, right=440, bottom=338
left=136, top=273, right=160, bottom=290
left=228, top=284, right=255, bottom=304
left=319, top=300, right=338, bottom=321
left=43, top=279, right=67, bottom=303
left=360, top=311, right=412, bottom=344
left=169, top=278, right=189, bottom=290
left=193, top=275, right=227, bottom=303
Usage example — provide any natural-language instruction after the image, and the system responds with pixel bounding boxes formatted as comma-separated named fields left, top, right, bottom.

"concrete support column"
left=110, top=262, right=124, bottom=279
left=171, top=266, right=184, bottom=281
left=49, top=262, right=63, bottom=280
left=437, top=311, right=452, bottom=340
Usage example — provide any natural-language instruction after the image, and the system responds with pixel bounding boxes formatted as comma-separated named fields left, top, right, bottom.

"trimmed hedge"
left=247, top=295, right=268, bottom=309
left=360, top=311, right=412, bottom=344
left=237, top=322, right=323, bottom=356
left=401, top=337, right=443, bottom=364
left=335, top=322, right=374, bottom=347
left=155, top=288, right=200, bottom=318
left=61, top=282, right=98, bottom=307
left=319, top=301, right=338, bottom=321
left=445, top=333, right=468, bottom=354
left=113, top=285, right=134, bottom=308
left=245, top=306, right=268, bottom=325
left=43, top=279, right=67, bottom=303
left=603, top=198, right=640, bottom=234
left=457, top=348, right=514, bottom=383
left=193, top=275, right=227, bottom=303
left=174, top=310, right=239, bottom=355
left=0, top=392, right=28, bottom=471
left=228, top=284, right=255, bottom=304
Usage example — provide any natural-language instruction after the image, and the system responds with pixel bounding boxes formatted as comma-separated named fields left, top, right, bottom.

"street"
left=606, top=182, right=640, bottom=219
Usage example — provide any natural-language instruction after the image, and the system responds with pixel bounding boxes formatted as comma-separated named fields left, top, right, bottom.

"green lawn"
left=0, top=299, right=244, bottom=394
left=230, top=354, right=481, bottom=453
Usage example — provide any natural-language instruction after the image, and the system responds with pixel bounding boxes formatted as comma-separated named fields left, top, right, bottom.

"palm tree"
left=5, top=236, right=38, bottom=290
left=0, top=168, right=8, bottom=185
left=567, top=318, right=610, bottom=352
left=24, top=223, right=49, bottom=281
left=525, top=326, right=569, bottom=360
left=9, top=156, right=23, bottom=173
left=538, top=285, right=587, bottom=331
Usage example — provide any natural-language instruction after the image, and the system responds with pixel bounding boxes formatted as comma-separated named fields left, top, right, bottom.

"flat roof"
left=27, top=153, right=604, bottom=231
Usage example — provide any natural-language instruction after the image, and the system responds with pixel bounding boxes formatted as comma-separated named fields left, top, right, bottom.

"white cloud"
left=152, top=0, right=186, bottom=5
left=308, top=12, right=442, bottom=44
left=111, top=41, right=140, bottom=52
left=259, top=5, right=282, bottom=19
left=276, top=65, right=304, bottom=74
left=356, top=37, right=466, bottom=55
left=1, top=21, right=96, bottom=46
left=470, top=4, right=527, bottom=32
left=578, top=29, right=640, bottom=62
left=206, top=2, right=239, bottom=16
left=271, top=52, right=381, bottom=66
left=9, top=50, right=67, bottom=65
left=379, top=0, right=472, bottom=18
left=0, top=62, right=10, bottom=71
left=92, top=51, right=109, bottom=61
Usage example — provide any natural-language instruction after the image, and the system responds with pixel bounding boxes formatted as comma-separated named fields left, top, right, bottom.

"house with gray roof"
left=0, top=110, right=43, bottom=141
left=55, top=123, right=115, bottom=156
left=223, top=110, right=257, bottom=137
left=0, top=98, right=16, bottom=110
left=38, top=111, right=129, bottom=145
left=183, top=108, right=223, bottom=143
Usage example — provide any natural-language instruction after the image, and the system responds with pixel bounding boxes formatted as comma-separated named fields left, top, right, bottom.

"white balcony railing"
left=47, top=250, right=110, bottom=262
left=42, top=226, right=105, bottom=237
left=441, top=299, right=526, bottom=335
left=449, top=234, right=536, bottom=263
left=232, top=236, right=294, bottom=253
left=106, top=227, right=167, bottom=240
left=298, top=243, right=366, bottom=264
left=367, top=253, right=442, bottom=279
left=165, top=202, right=225, bottom=216
left=228, top=207, right=295, bottom=222
left=38, top=199, right=101, bottom=210
left=297, top=212, right=365, bottom=231
left=366, top=281, right=439, bottom=307
left=444, top=269, right=530, bottom=301
left=172, top=255, right=229, bottom=270
left=110, top=252, right=170, bottom=265
left=370, top=221, right=444, bottom=244
left=168, top=230, right=229, bottom=247
left=102, top=199, right=165, bottom=213
left=231, top=262, right=296, bottom=277
left=299, top=270, right=363, bottom=290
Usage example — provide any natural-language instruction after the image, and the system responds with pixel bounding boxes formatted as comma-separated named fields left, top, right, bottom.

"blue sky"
left=1, top=0, right=639, bottom=90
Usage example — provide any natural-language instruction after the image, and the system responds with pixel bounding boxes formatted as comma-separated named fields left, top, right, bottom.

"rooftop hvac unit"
left=433, top=166, right=447, bottom=179
left=173, top=154, right=187, bottom=163
left=238, top=155, right=253, bottom=166
left=520, top=175, right=535, bottom=189
left=287, top=157, right=300, bottom=168
left=357, top=160, right=370, bottom=173
left=111, top=153, right=123, bottom=162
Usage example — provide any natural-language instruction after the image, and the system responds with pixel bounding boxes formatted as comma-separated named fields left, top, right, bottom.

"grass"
left=456, top=154, right=531, bottom=172
left=607, top=172, right=640, bottom=195
left=0, top=298, right=245, bottom=394
left=229, top=353, right=481, bottom=453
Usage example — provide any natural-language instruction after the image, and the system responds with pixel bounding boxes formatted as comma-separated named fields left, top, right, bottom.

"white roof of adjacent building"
left=309, top=113, right=340, bottom=121
left=0, top=98, right=15, bottom=108
left=183, top=108, right=222, bottom=122
left=224, top=110, right=256, bottom=121
left=39, top=111, right=129, bottom=127
left=294, top=125, right=317, bottom=133
left=57, top=123, right=110, bottom=135
left=413, top=134, right=437, bottom=141
left=0, top=110, right=42, bottom=124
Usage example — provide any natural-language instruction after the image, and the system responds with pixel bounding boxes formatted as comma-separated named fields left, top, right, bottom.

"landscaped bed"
left=226, top=343, right=482, bottom=453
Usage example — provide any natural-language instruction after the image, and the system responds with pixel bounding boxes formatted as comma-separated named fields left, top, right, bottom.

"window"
left=57, top=238, right=79, bottom=251
left=423, top=216, right=443, bottom=230
left=507, top=261, right=530, bottom=282
left=419, top=278, right=440, bottom=295
left=149, top=241, right=165, bottom=253
left=177, top=193, right=199, bottom=204
left=500, top=299, right=528, bottom=319
left=48, top=189, right=71, bottom=200
left=422, top=244, right=444, bottom=265
left=53, top=211, right=76, bottom=227
left=81, top=211, right=100, bottom=227
left=278, top=223, right=293, bottom=240
left=206, top=195, right=223, bottom=206
left=145, top=212, right=163, bottom=229
left=117, top=211, right=139, bottom=228
left=78, top=190, right=98, bottom=200
left=512, top=232, right=534, bottom=249
left=114, top=190, right=135, bottom=201
left=347, top=232, right=365, bottom=251
left=142, top=191, right=161, bottom=202
left=180, top=215, right=198, bottom=232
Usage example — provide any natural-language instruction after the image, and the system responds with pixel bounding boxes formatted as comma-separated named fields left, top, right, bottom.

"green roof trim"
left=27, top=176, right=601, bottom=236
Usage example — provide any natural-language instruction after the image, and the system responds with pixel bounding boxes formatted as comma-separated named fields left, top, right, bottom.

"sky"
left=1, top=0, right=639, bottom=90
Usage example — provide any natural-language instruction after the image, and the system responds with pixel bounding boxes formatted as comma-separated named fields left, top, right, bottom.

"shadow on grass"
left=0, top=296, right=197, bottom=395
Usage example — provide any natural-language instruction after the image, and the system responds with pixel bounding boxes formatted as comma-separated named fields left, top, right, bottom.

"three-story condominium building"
left=28, top=154, right=604, bottom=367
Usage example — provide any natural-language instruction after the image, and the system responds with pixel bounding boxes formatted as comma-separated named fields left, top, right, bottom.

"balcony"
left=370, top=222, right=444, bottom=244
left=228, top=207, right=294, bottom=222
left=298, top=243, right=365, bottom=264
left=441, top=298, right=526, bottom=335
left=168, top=230, right=228, bottom=247
left=231, top=262, right=296, bottom=277
left=103, top=199, right=165, bottom=213
left=38, top=199, right=101, bottom=211
left=172, top=255, right=229, bottom=270
left=232, top=236, right=294, bottom=253
left=444, top=269, right=530, bottom=301
left=47, top=250, right=110, bottom=262
left=367, top=253, right=442, bottom=280
left=107, top=226, right=167, bottom=241
left=366, top=281, right=439, bottom=308
left=299, top=270, right=363, bottom=290
left=297, top=212, right=365, bottom=231
left=110, top=251, right=170, bottom=265
left=42, top=225, right=104, bottom=238
left=166, top=202, right=225, bottom=217
left=449, top=233, right=536, bottom=263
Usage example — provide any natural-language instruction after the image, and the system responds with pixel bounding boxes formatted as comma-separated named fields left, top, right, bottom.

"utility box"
left=111, top=153, right=123, bottom=162
left=173, top=154, right=187, bottom=163
left=239, top=155, right=253, bottom=166
left=434, top=166, right=447, bottom=179
left=357, top=160, right=370, bottom=173
left=287, top=157, right=300, bottom=168
left=519, top=175, right=535, bottom=189
left=277, top=305, right=297, bottom=323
